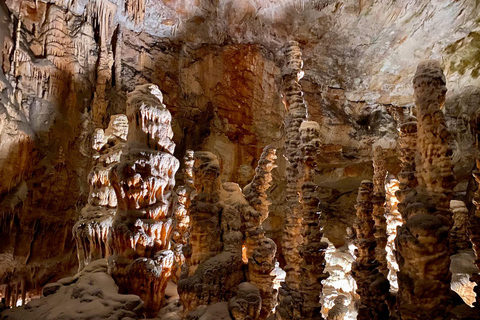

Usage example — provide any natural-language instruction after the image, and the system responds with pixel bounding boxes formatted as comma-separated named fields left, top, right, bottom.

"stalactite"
left=468, top=158, right=480, bottom=310
left=372, top=146, right=388, bottom=278
left=395, top=60, right=456, bottom=320
left=298, top=121, right=328, bottom=319
left=277, top=40, right=308, bottom=320
left=243, top=145, right=278, bottom=320
left=74, top=114, right=128, bottom=270
left=108, top=84, right=179, bottom=316
left=351, top=180, right=390, bottom=320
left=125, top=0, right=146, bottom=26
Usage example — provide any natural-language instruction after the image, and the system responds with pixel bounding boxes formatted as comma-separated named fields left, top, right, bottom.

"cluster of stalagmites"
left=395, top=61, right=456, bottom=319
left=178, top=146, right=278, bottom=320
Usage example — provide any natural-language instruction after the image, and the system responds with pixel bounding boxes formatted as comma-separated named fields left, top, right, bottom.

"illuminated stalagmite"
left=469, top=159, right=480, bottom=309
left=372, top=146, right=388, bottom=278
left=74, top=115, right=128, bottom=270
left=108, top=84, right=179, bottom=315
left=243, top=145, right=278, bottom=320
left=395, top=61, right=456, bottom=319
left=351, top=180, right=390, bottom=319
left=297, top=121, right=328, bottom=319
left=277, top=40, right=308, bottom=320
left=449, top=200, right=469, bottom=253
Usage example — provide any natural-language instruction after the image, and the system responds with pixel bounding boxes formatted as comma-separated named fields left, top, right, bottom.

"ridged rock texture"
left=372, top=146, right=388, bottom=278
left=178, top=151, right=244, bottom=314
left=395, top=60, right=456, bottom=320
left=385, top=175, right=401, bottom=291
left=469, top=159, right=480, bottom=310
left=450, top=200, right=470, bottom=254
left=298, top=121, right=328, bottom=319
left=73, top=114, right=128, bottom=270
left=276, top=40, right=308, bottom=320
left=108, top=84, right=179, bottom=316
left=351, top=180, right=390, bottom=320
left=243, top=145, right=278, bottom=320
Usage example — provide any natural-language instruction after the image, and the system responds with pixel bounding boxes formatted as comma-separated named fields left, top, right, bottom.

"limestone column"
left=351, top=181, right=390, bottom=320
left=277, top=40, right=308, bottom=320
left=298, top=121, right=328, bottom=319
left=108, top=84, right=179, bottom=316
left=243, top=145, right=278, bottom=320
left=372, top=146, right=388, bottom=278
left=395, top=60, right=456, bottom=319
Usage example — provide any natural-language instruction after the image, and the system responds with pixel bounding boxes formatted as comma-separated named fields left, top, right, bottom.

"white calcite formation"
left=0, top=259, right=143, bottom=320
left=384, top=175, right=401, bottom=291
left=277, top=40, right=308, bottom=320
left=395, top=61, right=456, bottom=320
left=74, top=114, right=128, bottom=270
left=108, top=84, right=179, bottom=316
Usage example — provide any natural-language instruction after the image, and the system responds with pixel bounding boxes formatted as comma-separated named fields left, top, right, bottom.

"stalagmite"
left=450, top=200, right=470, bottom=253
left=298, top=121, right=328, bottom=319
left=372, top=146, right=388, bottom=278
left=108, top=84, right=179, bottom=316
left=395, top=60, right=456, bottom=319
left=395, top=114, right=418, bottom=222
left=277, top=40, right=308, bottom=320
left=243, top=145, right=278, bottom=320
left=74, top=115, right=128, bottom=270
left=178, top=151, right=244, bottom=313
left=468, top=158, right=480, bottom=310
left=351, top=180, right=390, bottom=320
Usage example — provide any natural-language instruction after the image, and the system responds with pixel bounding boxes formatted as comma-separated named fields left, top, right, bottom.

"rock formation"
left=73, top=115, right=128, bottom=270
left=108, top=84, right=179, bottom=316
left=351, top=180, right=390, bottom=320
left=243, top=145, right=278, bottom=320
left=395, top=60, right=456, bottom=319
left=450, top=200, right=470, bottom=254
left=385, top=175, right=401, bottom=291
left=372, top=146, right=388, bottom=278
left=298, top=121, right=328, bottom=319
left=178, top=151, right=245, bottom=313
left=277, top=40, right=308, bottom=320
left=469, top=158, right=480, bottom=310
left=396, top=114, right=419, bottom=222
left=0, top=260, right=143, bottom=320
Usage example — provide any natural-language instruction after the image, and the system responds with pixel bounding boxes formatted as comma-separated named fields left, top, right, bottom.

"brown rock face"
left=108, top=84, right=179, bottom=316
left=395, top=61, right=456, bottom=320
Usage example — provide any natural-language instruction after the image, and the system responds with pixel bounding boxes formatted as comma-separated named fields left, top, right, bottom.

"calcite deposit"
left=2, top=0, right=480, bottom=319
left=351, top=180, right=390, bottom=320
left=395, top=61, right=456, bottom=320
left=276, top=40, right=308, bottom=320
left=469, top=159, right=480, bottom=310
left=74, top=115, right=128, bottom=270
left=108, top=84, right=179, bottom=315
